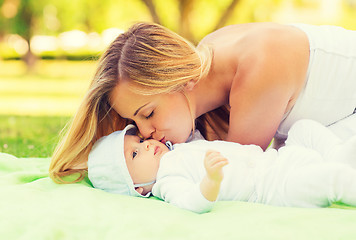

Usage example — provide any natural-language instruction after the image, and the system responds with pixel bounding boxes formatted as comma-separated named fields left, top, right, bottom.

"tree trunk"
left=22, top=42, right=37, bottom=73
left=141, top=0, right=162, bottom=24
left=140, top=0, right=241, bottom=44
left=19, top=0, right=37, bottom=72
left=214, top=0, right=241, bottom=31
left=178, top=0, right=195, bottom=43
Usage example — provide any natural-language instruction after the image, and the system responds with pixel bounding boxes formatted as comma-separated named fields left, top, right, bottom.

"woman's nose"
left=137, top=122, right=155, bottom=139
left=151, top=131, right=161, bottom=141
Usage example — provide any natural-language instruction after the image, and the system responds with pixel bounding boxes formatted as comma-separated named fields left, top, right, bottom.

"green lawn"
left=0, top=60, right=97, bottom=157
left=0, top=115, right=70, bottom=157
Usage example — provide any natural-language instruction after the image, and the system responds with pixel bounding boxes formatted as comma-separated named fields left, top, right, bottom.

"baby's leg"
left=328, top=113, right=356, bottom=140
left=286, top=119, right=356, bottom=167
left=329, top=135, right=356, bottom=168
left=286, top=119, right=342, bottom=153
left=282, top=161, right=356, bottom=208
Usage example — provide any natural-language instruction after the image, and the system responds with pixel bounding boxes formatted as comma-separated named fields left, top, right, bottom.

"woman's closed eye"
left=145, top=110, right=154, bottom=119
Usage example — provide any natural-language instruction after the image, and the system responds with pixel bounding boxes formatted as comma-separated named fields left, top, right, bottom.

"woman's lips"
left=160, top=137, right=166, bottom=144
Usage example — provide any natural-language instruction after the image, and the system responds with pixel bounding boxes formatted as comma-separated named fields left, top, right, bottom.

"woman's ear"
left=184, top=79, right=198, bottom=91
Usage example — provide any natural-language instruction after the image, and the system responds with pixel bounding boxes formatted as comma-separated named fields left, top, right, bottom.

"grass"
left=0, top=59, right=97, bottom=157
left=0, top=115, right=70, bottom=157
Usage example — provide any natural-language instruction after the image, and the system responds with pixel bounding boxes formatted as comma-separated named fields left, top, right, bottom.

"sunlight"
left=31, top=36, right=58, bottom=55
left=6, top=34, right=28, bottom=55
left=58, top=30, right=88, bottom=51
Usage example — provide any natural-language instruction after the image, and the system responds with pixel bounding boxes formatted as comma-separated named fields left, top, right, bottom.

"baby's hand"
left=204, top=150, right=229, bottom=183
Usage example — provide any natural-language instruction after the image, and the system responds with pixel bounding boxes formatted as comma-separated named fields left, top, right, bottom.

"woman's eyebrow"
left=134, top=103, right=149, bottom=116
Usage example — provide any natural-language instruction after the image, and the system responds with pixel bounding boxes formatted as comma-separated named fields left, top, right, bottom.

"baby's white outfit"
left=276, top=24, right=356, bottom=143
left=152, top=120, right=356, bottom=213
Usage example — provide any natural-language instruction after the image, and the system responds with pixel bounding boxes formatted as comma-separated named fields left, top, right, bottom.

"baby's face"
left=124, top=135, right=170, bottom=186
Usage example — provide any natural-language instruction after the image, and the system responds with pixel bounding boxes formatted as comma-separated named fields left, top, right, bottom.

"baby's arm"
left=200, top=150, right=229, bottom=202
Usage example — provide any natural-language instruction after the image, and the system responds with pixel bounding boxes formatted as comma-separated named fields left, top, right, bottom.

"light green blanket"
left=1, top=152, right=356, bottom=240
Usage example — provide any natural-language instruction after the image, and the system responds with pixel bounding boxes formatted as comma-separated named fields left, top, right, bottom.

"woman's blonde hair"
left=49, top=22, right=214, bottom=183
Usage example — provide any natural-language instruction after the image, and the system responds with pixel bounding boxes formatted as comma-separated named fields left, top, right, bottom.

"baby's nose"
left=143, top=141, right=150, bottom=151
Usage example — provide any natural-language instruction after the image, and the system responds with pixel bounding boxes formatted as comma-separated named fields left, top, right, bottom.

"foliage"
left=2, top=0, right=356, bottom=65
left=0, top=0, right=284, bottom=42
left=2, top=0, right=356, bottom=42
left=341, top=0, right=356, bottom=30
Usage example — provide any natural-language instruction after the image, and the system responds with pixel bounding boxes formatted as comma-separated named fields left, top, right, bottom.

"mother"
left=49, top=22, right=356, bottom=183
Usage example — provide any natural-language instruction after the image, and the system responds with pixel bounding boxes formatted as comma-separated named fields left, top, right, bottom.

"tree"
left=0, top=0, right=284, bottom=67
left=139, top=0, right=283, bottom=44
left=0, top=0, right=48, bottom=70
left=15, top=0, right=36, bottom=70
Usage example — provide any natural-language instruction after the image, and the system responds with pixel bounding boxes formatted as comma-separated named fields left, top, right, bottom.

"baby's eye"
left=132, top=150, right=138, bottom=159
left=139, top=139, right=144, bottom=143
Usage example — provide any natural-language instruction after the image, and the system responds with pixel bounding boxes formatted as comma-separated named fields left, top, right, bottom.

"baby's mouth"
left=154, top=146, right=160, bottom=155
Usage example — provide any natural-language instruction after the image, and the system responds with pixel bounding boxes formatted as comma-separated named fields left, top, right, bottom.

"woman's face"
left=110, top=82, right=194, bottom=144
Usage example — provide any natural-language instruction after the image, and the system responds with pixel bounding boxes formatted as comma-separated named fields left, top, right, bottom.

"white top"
left=276, top=24, right=356, bottom=140
left=152, top=140, right=277, bottom=213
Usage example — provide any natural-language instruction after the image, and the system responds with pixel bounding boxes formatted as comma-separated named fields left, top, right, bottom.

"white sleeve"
left=152, top=176, right=215, bottom=214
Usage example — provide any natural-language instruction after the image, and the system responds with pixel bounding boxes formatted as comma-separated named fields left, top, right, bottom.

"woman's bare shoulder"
left=200, top=23, right=307, bottom=77
left=198, top=22, right=290, bottom=45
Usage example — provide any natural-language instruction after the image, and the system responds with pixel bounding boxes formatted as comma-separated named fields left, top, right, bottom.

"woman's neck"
left=187, top=73, right=232, bottom=120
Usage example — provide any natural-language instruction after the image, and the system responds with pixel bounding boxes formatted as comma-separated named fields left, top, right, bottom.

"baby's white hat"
left=88, top=124, right=150, bottom=198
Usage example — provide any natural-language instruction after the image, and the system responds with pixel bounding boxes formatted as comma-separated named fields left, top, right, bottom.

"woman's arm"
left=226, top=30, right=307, bottom=150
left=227, top=75, right=292, bottom=150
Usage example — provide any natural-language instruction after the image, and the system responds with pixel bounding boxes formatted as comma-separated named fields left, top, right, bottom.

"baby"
left=88, top=119, right=356, bottom=213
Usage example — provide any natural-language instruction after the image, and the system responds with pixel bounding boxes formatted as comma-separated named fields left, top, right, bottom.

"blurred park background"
left=1, top=0, right=356, bottom=157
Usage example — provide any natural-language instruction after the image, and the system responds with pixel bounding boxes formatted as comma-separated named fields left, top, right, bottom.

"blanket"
left=1, top=152, right=356, bottom=240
